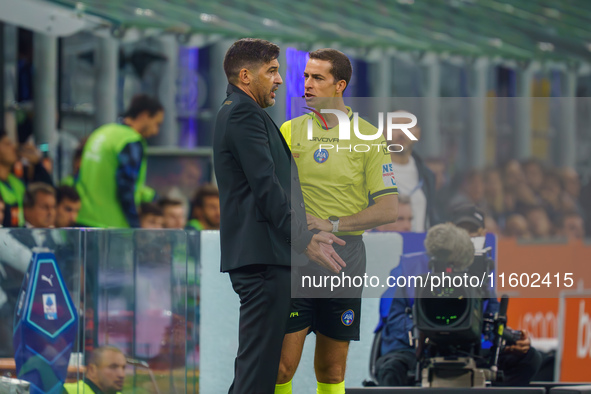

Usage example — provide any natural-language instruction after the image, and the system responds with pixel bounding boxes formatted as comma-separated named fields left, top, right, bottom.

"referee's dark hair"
left=56, top=185, right=80, bottom=205
left=223, top=38, right=280, bottom=84
left=309, top=48, right=353, bottom=91
left=123, top=94, right=163, bottom=119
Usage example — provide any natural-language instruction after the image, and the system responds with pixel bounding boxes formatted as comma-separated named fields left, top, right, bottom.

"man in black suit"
left=213, top=38, right=347, bottom=394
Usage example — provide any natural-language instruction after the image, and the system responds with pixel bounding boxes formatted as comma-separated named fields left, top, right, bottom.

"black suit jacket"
left=213, top=84, right=313, bottom=272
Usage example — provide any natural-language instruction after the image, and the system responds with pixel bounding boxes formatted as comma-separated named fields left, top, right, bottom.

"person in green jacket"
left=63, top=346, right=126, bottom=394
left=76, top=95, right=163, bottom=228
left=0, top=129, right=25, bottom=227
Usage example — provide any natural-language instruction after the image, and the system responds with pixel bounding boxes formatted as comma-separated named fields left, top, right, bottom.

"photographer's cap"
left=452, top=203, right=485, bottom=229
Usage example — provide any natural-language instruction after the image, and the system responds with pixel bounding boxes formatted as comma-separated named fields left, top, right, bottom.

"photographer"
left=376, top=217, right=541, bottom=386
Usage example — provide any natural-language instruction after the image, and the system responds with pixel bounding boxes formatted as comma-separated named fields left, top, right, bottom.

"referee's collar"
left=308, top=106, right=354, bottom=131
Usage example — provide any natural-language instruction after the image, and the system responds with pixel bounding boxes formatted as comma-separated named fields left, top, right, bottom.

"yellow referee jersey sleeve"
left=280, top=121, right=292, bottom=149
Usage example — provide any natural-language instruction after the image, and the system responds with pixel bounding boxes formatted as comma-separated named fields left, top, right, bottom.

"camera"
left=412, top=252, right=506, bottom=387
left=502, top=328, right=523, bottom=346
left=407, top=224, right=515, bottom=387
left=413, top=276, right=483, bottom=355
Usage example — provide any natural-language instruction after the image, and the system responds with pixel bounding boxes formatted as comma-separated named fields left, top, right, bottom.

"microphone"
left=498, top=294, right=509, bottom=320
left=491, top=294, right=510, bottom=381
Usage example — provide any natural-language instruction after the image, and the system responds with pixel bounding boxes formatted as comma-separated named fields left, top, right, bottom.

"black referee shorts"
left=287, top=236, right=366, bottom=341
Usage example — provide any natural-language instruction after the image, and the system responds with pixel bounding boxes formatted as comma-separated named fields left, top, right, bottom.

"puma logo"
left=41, top=274, right=54, bottom=287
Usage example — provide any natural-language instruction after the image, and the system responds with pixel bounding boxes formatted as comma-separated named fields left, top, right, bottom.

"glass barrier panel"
left=88, top=229, right=189, bottom=394
left=0, top=228, right=84, bottom=391
left=1, top=228, right=200, bottom=393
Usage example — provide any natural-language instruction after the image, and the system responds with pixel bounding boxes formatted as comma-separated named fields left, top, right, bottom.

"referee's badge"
left=341, top=309, right=355, bottom=326
left=382, top=163, right=397, bottom=187
left=314, top=148, right=329, bottom=163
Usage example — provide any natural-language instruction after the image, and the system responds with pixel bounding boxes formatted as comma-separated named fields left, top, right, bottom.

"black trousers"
left=375, top=350, right=417, bottom=386
left=495, top=347, right=543, bottom=386
left=228, top=264, right=291, bottom=394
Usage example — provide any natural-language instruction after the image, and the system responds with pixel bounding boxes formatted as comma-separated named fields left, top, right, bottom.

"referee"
left=276, top=49, right=399, bottom=394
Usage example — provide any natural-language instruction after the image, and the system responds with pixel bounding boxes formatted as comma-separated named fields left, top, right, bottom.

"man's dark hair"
left=309, top=49, right=353, bottom=91
left=123, top=94, right=163, bottom=119
left=157, top=197, right=183, bottom=210
left=140, top=202, right=163, bottom=218
left=0, top=129, right=7, bottom=140
left=191, top=184, right=219, bottom=209
left=24, top=183, right=55, bottom=208
left=56, top=185, right=80, bottom=205
left=223, top=38, right=280, bottom=84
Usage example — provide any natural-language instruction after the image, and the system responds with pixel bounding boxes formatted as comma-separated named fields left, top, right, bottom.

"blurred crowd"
left=435, top=158, right=587, bottom=241
left=1, top=98, right=587, bottom=242
left=371, top=110, right=589, bottom=241
left=376, top=157, right=588, bottom=241
left=0, top=96, right=220, bottom=235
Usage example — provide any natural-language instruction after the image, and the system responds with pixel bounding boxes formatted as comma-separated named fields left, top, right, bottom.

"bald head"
left=86, top=346, right=126, bottom=394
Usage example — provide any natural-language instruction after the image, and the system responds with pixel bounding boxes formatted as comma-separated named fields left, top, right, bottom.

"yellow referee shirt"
left=281, top=107, right=398, bottom=236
